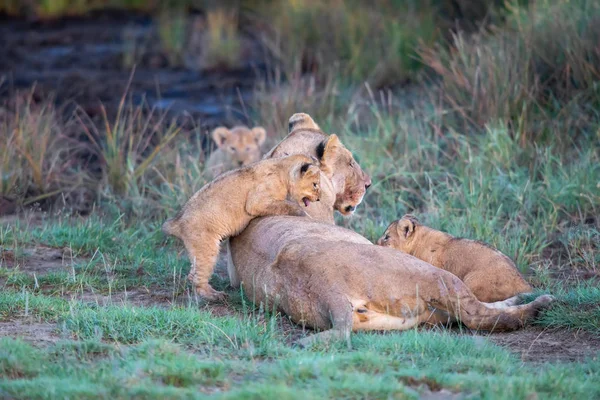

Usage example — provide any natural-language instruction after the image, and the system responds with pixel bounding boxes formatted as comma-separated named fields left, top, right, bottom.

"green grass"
left=0, top=333, right=599, bottom=399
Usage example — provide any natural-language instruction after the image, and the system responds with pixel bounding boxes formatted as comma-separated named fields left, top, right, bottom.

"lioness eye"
left=313, top=183, right=317, bottom=188
left=230, top=146, right=236, bottom=151
left=384, top=234, right=390, bottom=241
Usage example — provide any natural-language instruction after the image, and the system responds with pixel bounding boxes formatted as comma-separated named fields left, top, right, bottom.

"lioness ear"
left=211, top=127, right=230, bottom=148
left=318, top=134, right=342, bottom=164
left=397, top=218, right=415, bottom=239
left=252, top=127, right=267, bottom=146
left=288, top=113, right=320, bottom=133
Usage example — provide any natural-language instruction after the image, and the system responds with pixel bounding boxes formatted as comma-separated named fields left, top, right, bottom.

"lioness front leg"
left=182, top=233, right=226, bottom=301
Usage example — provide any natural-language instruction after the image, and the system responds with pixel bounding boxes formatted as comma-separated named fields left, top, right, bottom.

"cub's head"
left=211, top=125, right=267, bottom=167
left=377, top=214, right=420, bottom=251
left=288, top=155, right=321, bottom=208
left=317, top=134, right=371, bottom=215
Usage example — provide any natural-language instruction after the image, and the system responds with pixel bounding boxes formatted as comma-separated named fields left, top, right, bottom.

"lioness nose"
left=364, top=174, right=372, bottom=190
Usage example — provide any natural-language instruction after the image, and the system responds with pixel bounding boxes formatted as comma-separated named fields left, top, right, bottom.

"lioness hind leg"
left=296, top=329, right=351, bottom=349
left=183, top=234, right=225, bottom=301
left=296, top=299, right=353, bottom=349
left=449, top=293, right=554, bottom=331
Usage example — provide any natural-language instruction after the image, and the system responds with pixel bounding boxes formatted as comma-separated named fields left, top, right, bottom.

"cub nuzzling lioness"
left=163, top=154, right=321, bottom=301
left=377, top=215, right=532, bottom=303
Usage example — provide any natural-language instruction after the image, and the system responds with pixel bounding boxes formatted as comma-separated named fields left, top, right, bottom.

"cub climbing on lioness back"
left=163, top=154, right=321, bottom=301
left=377, top=215, right=532, bottom=303
left=206, top=125, right=267, bottom=178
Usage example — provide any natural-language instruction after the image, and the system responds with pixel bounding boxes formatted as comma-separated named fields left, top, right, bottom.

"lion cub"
left=163, top=155, right=321, bottom=300
left=206, top=125, right=267, bottom=178
left=377, top=215, right=532, bottom=303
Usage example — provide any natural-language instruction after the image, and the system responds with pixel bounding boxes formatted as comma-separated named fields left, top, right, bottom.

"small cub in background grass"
left=377, top=215, right=532, bottom=303
left=206, top=125, right=267, bottom=178
left=163, top=154, right=321, bottom=301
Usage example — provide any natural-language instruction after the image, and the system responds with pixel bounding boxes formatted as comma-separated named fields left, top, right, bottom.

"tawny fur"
left=377, top=215, right=533, bottom=303
left=265, top=113, right=372, bottom=216
left=206, top=125, right=267, bottom=178
left=163, top=154, right=321, bottom=300
left=228, top=113, right=551, bottom=346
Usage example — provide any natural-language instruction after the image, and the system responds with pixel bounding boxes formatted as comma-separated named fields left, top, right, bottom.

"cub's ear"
left=211, top=127, right=231, bottom=148
left=300, top=162, right=312, bottom=175
left=252, top=127, right=267, bottom=145
left=288, top=113, right=320, bottom=133
left=396, top=218, right=416, bottom=239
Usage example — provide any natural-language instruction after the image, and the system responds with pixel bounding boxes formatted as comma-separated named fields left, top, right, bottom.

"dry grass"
left=420, top=0, right=600, bottom=147
left=0, top=90, right=83, bottom=208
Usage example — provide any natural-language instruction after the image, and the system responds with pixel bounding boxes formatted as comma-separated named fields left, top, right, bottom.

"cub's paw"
left=196, top=285, right=228, bottom=302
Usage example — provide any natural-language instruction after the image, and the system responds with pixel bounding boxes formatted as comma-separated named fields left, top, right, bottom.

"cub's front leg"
left=245, top=191, right=306, bottom=217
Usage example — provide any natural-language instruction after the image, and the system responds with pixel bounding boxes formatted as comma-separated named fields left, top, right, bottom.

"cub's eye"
left=230, top=146, right=236, bottom=152
left=383, top=234, right=390, bottom=241
left=313, top=182, right=318, bottom=188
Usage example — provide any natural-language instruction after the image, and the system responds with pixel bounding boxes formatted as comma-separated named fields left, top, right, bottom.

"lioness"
left=206, top=125, right=267, bottom=178
left=163, top=154, right=321, bottom=300
left=377, top=215, right=533, bottom=303
left=228, top=113, right=552, bottom=346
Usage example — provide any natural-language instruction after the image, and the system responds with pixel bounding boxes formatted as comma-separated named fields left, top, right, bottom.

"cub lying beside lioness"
left=377, top=215, right=532, bottom=303
left=163, top=154, right=321, bottom=300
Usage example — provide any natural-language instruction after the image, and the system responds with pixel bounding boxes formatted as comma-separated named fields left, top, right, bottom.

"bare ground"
left=0, top=319, right=66, bottom=347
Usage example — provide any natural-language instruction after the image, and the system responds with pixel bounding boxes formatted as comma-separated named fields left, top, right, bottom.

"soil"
left=1, top=245, right=78, bottom=275
left=0, top=319, right=66, bottom=346
left=486, top=328, right=600, bottom=363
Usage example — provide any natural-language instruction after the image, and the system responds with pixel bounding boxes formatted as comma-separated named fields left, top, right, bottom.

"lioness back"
left=377, top=215, right=532, bottom=303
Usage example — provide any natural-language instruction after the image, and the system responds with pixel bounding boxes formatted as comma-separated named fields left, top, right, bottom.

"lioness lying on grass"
left=377, top=215, right=532, bottom=303
left=163, top=154, right=321, bottom=300
left=228, top=113, right=552, bottom=347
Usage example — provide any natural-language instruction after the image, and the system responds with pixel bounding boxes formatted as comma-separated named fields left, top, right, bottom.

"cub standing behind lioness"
left=206, top=125, right=267, bottom=178
left=377, top=215, right=532, bottom=303
left=163, top=154, right=321, bottom=301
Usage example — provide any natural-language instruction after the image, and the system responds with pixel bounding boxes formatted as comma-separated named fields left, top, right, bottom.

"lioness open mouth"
left=302, top=197, right=310, bottom=207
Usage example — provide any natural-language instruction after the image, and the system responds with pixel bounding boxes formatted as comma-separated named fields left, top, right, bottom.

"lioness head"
left=267, top=113, right=371, bottom=216
left=316, top=134, right=371, bottom=215
left=288, top=155, right=321, bottom=208
left=211, top=125, right=267, bottom=167
left=377, top=214, right=419, bottom=251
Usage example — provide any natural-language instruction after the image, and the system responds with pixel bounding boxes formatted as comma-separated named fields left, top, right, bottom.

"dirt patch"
left=0, top=319, right=67, bottom=347
left=484, top=328, right=600, bottom=363
left=1, top=245, right=79, bottom=275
